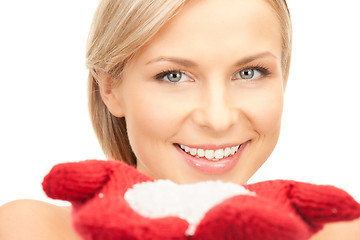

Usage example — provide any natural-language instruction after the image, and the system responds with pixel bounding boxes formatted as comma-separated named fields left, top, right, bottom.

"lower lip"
left=175, top=142, right=248, bottom=175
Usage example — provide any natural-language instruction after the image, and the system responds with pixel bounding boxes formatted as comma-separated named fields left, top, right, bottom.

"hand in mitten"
left=43, top=160, right=360, bottom=240
left=43, top=160, right=188, bottom=240
left=194, top=180, right=360, bottom=239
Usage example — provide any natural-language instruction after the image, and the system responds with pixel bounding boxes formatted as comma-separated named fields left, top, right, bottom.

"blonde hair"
left=86, top=0, right=292, bottom=165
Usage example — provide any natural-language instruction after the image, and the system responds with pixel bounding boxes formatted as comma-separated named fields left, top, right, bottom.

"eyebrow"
left=146, top=51, right=277, bottom=67
left=146, top=56, right=198, bottom=67
left=233, top=52, right=277, bottom=67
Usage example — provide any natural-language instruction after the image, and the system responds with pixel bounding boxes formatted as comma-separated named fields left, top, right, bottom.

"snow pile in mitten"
left=124, top=179, right=255, bottom=235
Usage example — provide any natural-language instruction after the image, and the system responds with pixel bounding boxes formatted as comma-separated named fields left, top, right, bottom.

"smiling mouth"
left=177, top=144, right=241, bottom=161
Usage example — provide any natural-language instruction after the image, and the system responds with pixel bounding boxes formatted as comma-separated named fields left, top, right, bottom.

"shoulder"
left=310, top=218, right=360, bottom=240
left=0, top=199, right=81, bottom=240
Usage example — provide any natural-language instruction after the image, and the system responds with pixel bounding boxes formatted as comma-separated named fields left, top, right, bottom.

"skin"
left=0, top=200, right=81, bottom=240
left=102, top=0, right=284, bottom=184
left=0, top=0, right=359, bottom=239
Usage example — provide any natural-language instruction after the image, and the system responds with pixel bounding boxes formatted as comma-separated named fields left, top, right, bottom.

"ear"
left=97, top=72, right=125, bottom=117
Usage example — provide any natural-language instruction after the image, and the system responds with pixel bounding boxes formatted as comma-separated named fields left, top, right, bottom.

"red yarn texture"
left=43, top=160, right=360, bottom=240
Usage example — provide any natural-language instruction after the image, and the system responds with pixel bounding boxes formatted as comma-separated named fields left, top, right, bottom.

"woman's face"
left=103, top=0, right=284, bottom=184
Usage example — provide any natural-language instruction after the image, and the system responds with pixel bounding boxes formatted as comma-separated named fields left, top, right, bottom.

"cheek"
left=242, top=86, right=284, bottom=136
left=124, top=88, right=189, bottom=144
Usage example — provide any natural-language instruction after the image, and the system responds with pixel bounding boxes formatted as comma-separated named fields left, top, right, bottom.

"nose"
left=192, top=80, right=238, bottom=133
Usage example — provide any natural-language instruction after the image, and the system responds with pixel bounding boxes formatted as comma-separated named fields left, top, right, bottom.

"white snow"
left=124, top=180, right=255, bottom=235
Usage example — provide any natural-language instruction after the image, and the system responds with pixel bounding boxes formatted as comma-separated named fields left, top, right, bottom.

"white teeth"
left=214, top=149, right=224, bottom=159
left=231, top=146, right=237, bottom=155
left=205, top=150, right=215, bottom=159
left=184, top=146, right=190, bottom=153
left=197, top=149, right=205, bottom=157
left=190, top=148, right=197, bottom=156
left=179, top=144, right=241, bottom=161
left=224, top=147, right=231, bottom=157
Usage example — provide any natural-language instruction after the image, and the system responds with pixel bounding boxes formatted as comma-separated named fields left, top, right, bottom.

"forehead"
left=138, top=0, right=282, bottom=65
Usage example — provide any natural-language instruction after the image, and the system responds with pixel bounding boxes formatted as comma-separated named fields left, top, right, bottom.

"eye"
left=155, top=70, right=191, bottom=83
left=233, top=68, right=262, bottom=80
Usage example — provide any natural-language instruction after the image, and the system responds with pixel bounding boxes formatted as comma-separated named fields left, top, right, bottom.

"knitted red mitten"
left=43, top=160, right=360, bottom=240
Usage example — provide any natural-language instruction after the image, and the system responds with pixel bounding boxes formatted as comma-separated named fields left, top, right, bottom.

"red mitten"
left=43, top=160, right=189, bottom=240
left=43, top=160, right=360, bottom=240
left=194, top=180, right=360, bottom=240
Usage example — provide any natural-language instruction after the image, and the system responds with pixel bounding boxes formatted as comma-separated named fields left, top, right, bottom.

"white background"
left=0, top=0, right=359, bottom=206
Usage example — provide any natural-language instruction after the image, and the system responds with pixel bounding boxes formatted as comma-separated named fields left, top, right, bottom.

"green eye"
left=166, top=72, right=183, bottom=82
left=240, top=69, right=255, bottom=79
left=155, top=70, right=191, bottom=83
left=233, top=68, right=266, bottom=81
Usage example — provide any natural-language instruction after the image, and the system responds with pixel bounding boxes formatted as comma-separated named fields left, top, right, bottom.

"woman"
left=87, top=0, right=291, bottom=184
left=0, top=0, right=359, bottom=239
